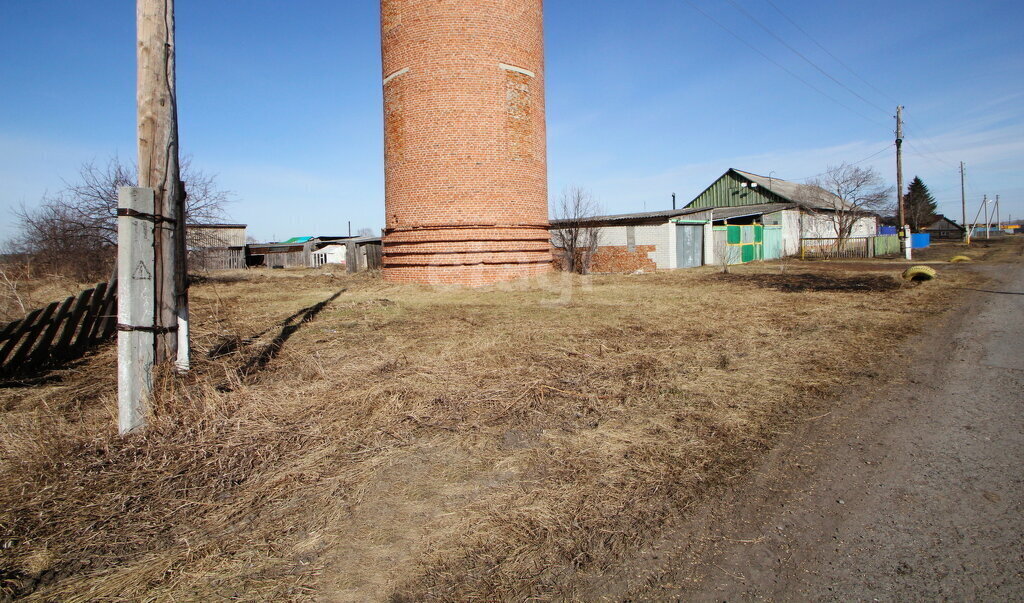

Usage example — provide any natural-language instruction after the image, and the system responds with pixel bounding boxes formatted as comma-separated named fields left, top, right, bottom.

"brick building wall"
left=590, top=245, right=657, bottom=272
left=549, top=223, right=675, bottom=273
left=592, top=223, right=673, bottom=270
left=380, top=0, right=552, bottom=286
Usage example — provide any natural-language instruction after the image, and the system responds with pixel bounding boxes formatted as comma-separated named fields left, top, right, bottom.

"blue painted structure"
left=763, top=226, right=783, bottom=259
left=910, top=233, right=931, bottom=249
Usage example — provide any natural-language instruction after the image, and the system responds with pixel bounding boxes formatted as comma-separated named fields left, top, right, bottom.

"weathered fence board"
left=190, top=247, right=245, bottom=271
left=94, top=283, right=118, bottom=342
left=74, top=282, right=108, bottom=353
left=54, top=288, right=94, bottom=354
left=0, top=308, right=43, bottom=369
left=800, top=236, right=902, bottom=260
left=0, top=278, right=119, bottom=380
left=800, top=237, right=871, bottom=260
left=366, top=242, right=383, bottom=270
left=28, top=296, right=75, bottom=370
left=7, top=302, right=59, bottom=370
left=0, top=320, right=22, bottom=351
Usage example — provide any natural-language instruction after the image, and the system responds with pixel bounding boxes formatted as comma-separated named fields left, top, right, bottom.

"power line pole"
left=137, top=0, right=186, bottom=366
left=996, top=194, right=1001, bottom=232
left=967, top=196, right=987, bottom=241
left=896, top=106, right=905, bottom=227
left=960, top=161, right=967, bottom=243
left=983, top=194, right=990, bottom=240
left=895, top=106, right=910, bottom=259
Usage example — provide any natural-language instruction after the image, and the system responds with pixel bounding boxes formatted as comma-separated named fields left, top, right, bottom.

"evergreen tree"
left=905, top=176, right=938, bottom=232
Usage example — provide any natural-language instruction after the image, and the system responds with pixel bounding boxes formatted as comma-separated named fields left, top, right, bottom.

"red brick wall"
left=590, top=245, right=657, bottom=273
left=550, top=245, right=657, bottom=273
left=380, top=0, right=552, bottom=286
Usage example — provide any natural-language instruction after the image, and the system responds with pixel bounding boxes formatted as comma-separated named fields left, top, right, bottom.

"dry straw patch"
left=0, top=263, right=964, bottom=601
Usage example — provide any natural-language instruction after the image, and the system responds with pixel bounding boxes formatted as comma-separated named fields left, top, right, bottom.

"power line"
left=721, top=0, right=892, bottom=116
left=902, top=126, right=958, bottom=169
left=792, top=144, right=894, bottom=181
left=761, top=0, right=900, bottom=107
left=904, top=139, right=958, bottom=169
left=680, top=0, right=889, bottom=129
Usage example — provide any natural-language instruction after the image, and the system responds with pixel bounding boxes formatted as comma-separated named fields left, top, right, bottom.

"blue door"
left=763, top=226, right=783, bottom=259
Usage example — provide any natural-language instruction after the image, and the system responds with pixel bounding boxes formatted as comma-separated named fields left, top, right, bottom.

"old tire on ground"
left=949, top=255, right=972, bottom=263
left=903, top=265, right=937, bottom=281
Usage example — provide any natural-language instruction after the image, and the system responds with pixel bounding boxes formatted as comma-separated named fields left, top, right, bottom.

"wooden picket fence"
left=0, top=279, right=117, bottom=380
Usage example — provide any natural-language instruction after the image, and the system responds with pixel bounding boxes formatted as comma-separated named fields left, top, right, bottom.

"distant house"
left=549, top=169, right=882, bottom=272
left=248, top=236, right=351, bottom=268
left=248, top=235, right=383, bottom=271
left=923, top=215, right=966, bottom=239
left=187, top=223, right=247, bottom=270
left=687, top=169, right=879, bottom=241
left=187, top=223, right=247, bottom=248
left=312, top=243, right=348, bottom=267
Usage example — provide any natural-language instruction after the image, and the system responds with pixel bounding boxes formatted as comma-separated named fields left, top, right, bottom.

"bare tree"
left=551, top=186, right=602, bottom=274
left=356, top=227, right=376, bottom=238
left=802, top=164, right=893, bottom=241
left=7, top=156, right=232, bottom=279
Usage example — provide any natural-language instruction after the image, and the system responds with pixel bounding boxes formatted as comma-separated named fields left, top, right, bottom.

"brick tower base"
left=383, top=224, right=552, bottom=287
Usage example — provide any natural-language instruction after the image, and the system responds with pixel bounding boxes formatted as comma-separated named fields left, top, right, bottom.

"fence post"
left=118, top=187, right=157, bottom=435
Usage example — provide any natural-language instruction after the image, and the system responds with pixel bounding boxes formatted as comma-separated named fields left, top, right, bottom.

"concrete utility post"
left=996, top=195, right=1001, bottom=232
left=117, top=187, right=156, bottom=434
left=137, top=0, right=187, bottom=366
left=967, top=196, right=988, bottom=243
left=960, top=162, right=968, bottom=243
left=984, top=194, right=990, bottom=240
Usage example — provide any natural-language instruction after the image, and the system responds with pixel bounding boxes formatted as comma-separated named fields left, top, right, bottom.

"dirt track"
left=594, top=261, right=1024, bottom=600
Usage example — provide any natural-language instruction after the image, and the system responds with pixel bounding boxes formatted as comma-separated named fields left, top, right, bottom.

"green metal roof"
left=686, top=169, right=847, bottom=211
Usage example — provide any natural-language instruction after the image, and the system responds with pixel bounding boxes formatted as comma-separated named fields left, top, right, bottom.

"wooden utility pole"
left=895, top=106, right=905, bottom=228
left=895, top=106, right=910, bottom=259
left=960, top=162, right=967, bottom=242
left=137, top=0, right=187, bottom=366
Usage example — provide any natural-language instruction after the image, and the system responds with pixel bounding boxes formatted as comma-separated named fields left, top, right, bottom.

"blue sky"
left=1, top=0, right=1022, bottom=243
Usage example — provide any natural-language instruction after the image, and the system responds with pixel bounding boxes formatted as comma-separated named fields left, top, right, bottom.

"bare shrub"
left=551, top=186, right=602, bottom=274
left=801, top=164, right=893, bottom=241
left=7, top=157, right=232, bottom=281
left=0, top=263, right=29, bottom=321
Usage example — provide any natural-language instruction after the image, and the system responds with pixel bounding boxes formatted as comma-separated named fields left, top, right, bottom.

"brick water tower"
left=380, top=0, right=552, bottom=285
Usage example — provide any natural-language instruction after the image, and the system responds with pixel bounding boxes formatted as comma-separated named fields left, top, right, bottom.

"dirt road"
left=597, top=262, right=1024, bottom=600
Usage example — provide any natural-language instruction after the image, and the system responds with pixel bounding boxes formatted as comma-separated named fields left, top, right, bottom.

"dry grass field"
left=2, top=241, right=1014, bottom=601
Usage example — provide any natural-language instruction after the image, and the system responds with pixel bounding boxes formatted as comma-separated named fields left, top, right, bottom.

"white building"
left=549, top=169, right=882, bottom=272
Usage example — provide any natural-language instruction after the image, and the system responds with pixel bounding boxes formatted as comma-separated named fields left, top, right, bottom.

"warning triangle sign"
left=132, top=261, right=152, bottom=281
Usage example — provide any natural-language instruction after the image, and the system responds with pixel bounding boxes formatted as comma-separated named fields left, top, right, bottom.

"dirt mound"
left=716, top=272, right=901, bottom=293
